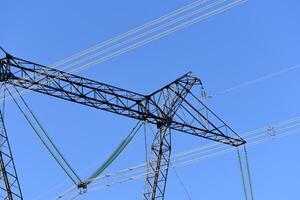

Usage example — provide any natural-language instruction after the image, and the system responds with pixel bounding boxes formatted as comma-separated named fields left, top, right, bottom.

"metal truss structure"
left=0, top=107, right=23, bottom=200
left=0, top=49, right=245, bottom=200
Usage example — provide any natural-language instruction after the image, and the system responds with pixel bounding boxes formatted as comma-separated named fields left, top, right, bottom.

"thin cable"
left=56, top=0, right=226, bottom=72
left=69, top=0, right=246, bottom=74
left=211, top=64, right=300, bottom=98
left=176, top=126, right=300, bottom=169
left=84, top=121, right=143, bottom=184
left=53, top=118, right=300, bottom=199
left=1, top=0, right=247, bottom=102
left=68, top=194, right=81, bottom=200
left=48, top=116, right=300, bottom=198
left=6, top=87, right=79, bottom=185
left=54, top=186, right=77, bottom=200
left=237, top=147, right=248, bottom=200
left=171, top=164, right=192, bottom=200
left=87, top=129, right=298, bottom=193
left=87, top=126, right=300, bottom=188
left=243, top=145, right=254, bottom=200
left=92, top=119, right=300, bottom=181
left=50, top=0, right=213, bottom=68
left=34, top=182, right=73, bottom=200
left=13, top=86, right=82, bottom=183
left=56, top=127, right=300, bottom=199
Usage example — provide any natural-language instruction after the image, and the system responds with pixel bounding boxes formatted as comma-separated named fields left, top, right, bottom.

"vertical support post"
left=143, top=75, right=197, bottom=200
left=0, top=151, right=14, bottom=200
left=143, top=126, right=171, bottom=200
left=0, top=87, right=23, bottom=200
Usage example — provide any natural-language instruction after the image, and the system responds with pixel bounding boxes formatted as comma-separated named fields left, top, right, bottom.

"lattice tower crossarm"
left=0, top=49, right=245, bottom=199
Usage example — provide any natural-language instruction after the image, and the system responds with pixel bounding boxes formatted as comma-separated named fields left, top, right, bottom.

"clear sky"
left=1, top=0, right=300, bottom=199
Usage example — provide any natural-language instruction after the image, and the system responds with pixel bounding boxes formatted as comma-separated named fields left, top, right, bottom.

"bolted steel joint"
left=0, top=60, right=12, bottom=82
left=77, top=182, right=88, bottom=194
left=156, top=117, right=172, bottom=129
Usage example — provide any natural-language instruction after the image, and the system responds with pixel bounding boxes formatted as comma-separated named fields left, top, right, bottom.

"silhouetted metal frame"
left=0, top=55, right=244, bottom=146
left=0, top=89, right=23, bottom=200
left=0, top=51, right=246, bottom=200
left=143, top=75, right=195, bottom=200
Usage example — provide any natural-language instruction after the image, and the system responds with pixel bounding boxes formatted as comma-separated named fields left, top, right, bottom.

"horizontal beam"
left=0, top=53, right=245, bottom=146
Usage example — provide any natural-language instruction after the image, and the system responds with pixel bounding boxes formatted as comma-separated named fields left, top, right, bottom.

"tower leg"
left=143, top=126, right=171, bottom=200
left=0, top=100, right=23, bottom=199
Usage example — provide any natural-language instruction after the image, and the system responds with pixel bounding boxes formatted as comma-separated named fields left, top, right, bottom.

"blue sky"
left=1, top=0, right=300, bottom=199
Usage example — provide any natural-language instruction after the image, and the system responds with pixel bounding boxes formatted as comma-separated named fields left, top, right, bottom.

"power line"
left=237, top=147, right=248, bottom=200
left=210, top=64, right=300, bottom=98
left=54, top=118, right=300, bottom=199
left=64, top=127, right=300, bottom=200
left=91, top=120, right=300, bottom=176
left=2, top=0, right=246, bottom=102
left=40, top=108, right=300, bottom=200
left=51, top=117, right=300, bottom=200
left=6, top=85, right=82, bottom=185
left=66, top=0, right=247, bottom=74
left=52, top=0, right=227, bottom=72
left=50, top=0, right=221, bottom=71
left=170, top=164, right=192, bottom=200
left=90, top=127, right=300, bottom=191
left=49, top=0, right=214, bottom=69
left=46, top=116, right=300, bottom=199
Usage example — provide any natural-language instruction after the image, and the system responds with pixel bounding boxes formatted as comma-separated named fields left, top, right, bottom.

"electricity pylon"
left=0, top=48, right=245, bottom=199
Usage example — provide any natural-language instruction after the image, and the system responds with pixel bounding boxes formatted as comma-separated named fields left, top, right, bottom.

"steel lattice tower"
left=0, top=49, right=245, bottom=199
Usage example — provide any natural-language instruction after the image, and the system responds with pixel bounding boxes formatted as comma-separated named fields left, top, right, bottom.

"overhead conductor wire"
left=52, top=117, right=300, bottom=200
left=6, top=85, right=81, bottom=185
left=3, top=0, right=247, bottom=102
left=50, top=113, right=300, bottom=198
